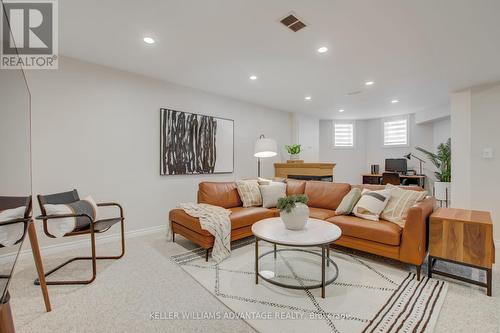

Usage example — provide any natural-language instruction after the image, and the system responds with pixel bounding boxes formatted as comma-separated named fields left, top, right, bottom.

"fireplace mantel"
left=274, top=162, right=336, bottom=181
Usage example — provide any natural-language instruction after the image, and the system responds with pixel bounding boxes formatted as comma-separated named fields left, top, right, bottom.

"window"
left=333, top=120, right=354, bottom=148
left=383, top=117, right=408, bottom=147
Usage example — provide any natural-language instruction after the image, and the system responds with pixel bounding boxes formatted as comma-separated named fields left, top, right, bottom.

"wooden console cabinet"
left=274, top=163, right=336, bottom=181
left=428, top=208, right=495, bottom=296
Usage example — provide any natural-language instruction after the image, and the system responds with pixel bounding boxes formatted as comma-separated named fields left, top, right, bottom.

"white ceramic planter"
left=289, top=154, right=300, bottom=160
left=434, top=181, right=451, bottom=201
left=280, top=203, right=309, bottom=230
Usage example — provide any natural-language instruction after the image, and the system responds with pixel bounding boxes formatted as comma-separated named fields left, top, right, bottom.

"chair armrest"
left=97, top=202, right=124, bottom=219
left=0, top=217, right=30, bottom=227
left=399, top=197, right=435, bottom=265
left=36, top=213, right=93, bottom=223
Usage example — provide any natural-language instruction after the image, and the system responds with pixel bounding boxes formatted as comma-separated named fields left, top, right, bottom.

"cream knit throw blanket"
left=178, top=203, right=231, bottom=262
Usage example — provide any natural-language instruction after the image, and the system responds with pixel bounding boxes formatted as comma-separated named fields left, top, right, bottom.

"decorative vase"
left=280, top=203, right=309, bottom=230
left=434, top=181, right=451, bottom=201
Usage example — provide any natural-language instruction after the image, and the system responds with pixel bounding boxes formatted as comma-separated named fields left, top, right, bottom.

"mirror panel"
left=0, top=4, right=32, bottom=302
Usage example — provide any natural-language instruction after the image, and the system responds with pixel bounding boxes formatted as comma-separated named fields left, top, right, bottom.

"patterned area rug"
left=171, top=239, right=448, bottom=333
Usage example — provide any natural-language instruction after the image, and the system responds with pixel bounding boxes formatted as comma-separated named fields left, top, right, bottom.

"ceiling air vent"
left=280, top=13, right=307, bottom=32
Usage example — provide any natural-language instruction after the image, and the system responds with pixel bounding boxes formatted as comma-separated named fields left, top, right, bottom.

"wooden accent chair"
left=36, top=190, right=125, bottom=285
left=0, top=196, right=51, bottom=312
left=381, top=172, right=401, bottom=185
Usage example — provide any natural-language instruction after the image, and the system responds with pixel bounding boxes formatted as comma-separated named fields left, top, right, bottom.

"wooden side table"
left=428, top=208, right=495, bottom=296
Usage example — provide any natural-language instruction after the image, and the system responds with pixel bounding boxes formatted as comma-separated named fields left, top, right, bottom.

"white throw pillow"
left=0, top=206, right=26, bottom=247
left=353, top=189, right=391, bottom=221
left=381, top=184, right=427, bottom=227
left=236, top=180, right=263, bottom=207
left=44, top=204, right=77, bottom=238
left=259, top=182, right=287, bottom=208
left=83, top=195, right=100, bottom=221
left=44, top=195, right=99, bottom=238
left=257, top=177, right=272, bottom=185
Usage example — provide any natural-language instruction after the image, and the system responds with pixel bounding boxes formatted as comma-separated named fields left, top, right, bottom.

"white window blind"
left=333, top=121, right=354, bottom=147
left=383, top=118, right=408, bottom=146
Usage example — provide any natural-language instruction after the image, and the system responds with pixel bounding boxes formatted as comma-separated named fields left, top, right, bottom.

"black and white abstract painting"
left=160, top=108, right=234, bottom=175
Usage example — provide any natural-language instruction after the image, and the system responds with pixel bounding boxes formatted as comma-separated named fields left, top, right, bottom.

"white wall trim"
left=0, top=224, right=167, bottom=265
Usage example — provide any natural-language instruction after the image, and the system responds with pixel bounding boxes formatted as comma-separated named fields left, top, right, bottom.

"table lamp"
left=254, top=135, right=277, bottom=177
left=404, top=153, right=425, bottom=175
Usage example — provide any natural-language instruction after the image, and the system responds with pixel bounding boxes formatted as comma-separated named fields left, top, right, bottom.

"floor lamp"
left=254, top=135, right=277, bottom=177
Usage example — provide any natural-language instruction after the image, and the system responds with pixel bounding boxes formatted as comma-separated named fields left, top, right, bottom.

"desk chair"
left=381, top=172, right=400, bottom=185
left=0, top=196, right=51, bottom=312
left=36, top=190, right=125, bottom=285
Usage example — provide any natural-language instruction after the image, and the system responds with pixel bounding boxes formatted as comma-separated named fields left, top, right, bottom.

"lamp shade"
left=254, top=137, right=277, bottom=158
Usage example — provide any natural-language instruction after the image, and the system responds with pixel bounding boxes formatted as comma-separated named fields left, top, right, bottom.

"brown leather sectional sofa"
left=169, top=179, right=435, bottom=279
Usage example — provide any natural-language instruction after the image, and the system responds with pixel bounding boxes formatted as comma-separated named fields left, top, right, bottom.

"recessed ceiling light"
left=365, top=81, right=375, bottom=86
left=249, top=75, right=258, bottom=80
left=339, top=109, right=345, bottom=113
left=391, top=99, right=399, bottom=104
left=304, top=96, right=312, bottom=101
left=317, top=46, right=328, bottom=53
left=143, top=37, right=155, bottom=44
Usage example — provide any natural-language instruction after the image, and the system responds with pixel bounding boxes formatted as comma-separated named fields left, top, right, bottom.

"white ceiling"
left=59, top=0, right=500, bottom=119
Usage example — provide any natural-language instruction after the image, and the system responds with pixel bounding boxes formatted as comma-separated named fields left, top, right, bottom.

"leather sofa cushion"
left=266, top=207, right=336, bottom=220
left=169, top=209, right=211, bottom=236
left=309, top=207, right=337, bottom=220
left=286, top=179, right=306, bottom=196
left=326, top=215, right=402, bottom=246
left=305, top=181, right=351, bottom=210
left=198, top=182, right=242, bottom=208
left=229, top=207, right=277, bottom=229
left=267, top=207, right=279, bottom=215
left=170, top=207, right=277, bottom=234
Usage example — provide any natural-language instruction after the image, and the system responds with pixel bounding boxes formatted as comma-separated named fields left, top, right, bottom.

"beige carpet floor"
left=8, top=231, right=500, bottom=333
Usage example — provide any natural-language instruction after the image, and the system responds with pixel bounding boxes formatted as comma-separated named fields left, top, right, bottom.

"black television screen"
left=385, top=158, right=407, bottom=173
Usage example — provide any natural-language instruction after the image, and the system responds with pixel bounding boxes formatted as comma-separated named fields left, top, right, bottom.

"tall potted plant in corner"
left=285, top=144, right=302, bottom=161
left=416, top=138, right=451, bottom=201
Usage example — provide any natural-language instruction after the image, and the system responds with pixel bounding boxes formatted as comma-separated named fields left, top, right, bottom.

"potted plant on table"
left=416, top=138, right=451, bottom=201
left=285, top=144, right=302, bottom=162
left=277, top=194, right=309, bottom=230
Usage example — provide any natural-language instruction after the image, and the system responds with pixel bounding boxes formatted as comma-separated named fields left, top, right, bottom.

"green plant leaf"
left=277, top=194, right=308, bottom=213
left=416, top=138, right=451, bottom=182
left=285, top=144, right=302, bottom=155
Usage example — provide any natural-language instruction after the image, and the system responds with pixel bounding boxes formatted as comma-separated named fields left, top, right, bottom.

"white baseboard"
left=0, top=224, right=167, bottom=265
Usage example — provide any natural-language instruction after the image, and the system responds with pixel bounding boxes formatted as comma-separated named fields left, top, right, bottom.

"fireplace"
left=274, top=162, right=336, bottom=182
left=287, top=175, right=333, bottom=182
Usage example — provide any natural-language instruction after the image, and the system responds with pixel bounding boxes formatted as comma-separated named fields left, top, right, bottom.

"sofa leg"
left=205, top=249, right=209, bottom=262
left=172, top=232, right=175, bottom=242
left=416, top=265, right=421, bottom=281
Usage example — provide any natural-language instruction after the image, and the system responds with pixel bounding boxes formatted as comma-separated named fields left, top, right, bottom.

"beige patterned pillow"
left=381, top=184, right=427, bottom=227
left=236, top=180, right=263, bottom=207
left=353, top=189, right=391, bottom=221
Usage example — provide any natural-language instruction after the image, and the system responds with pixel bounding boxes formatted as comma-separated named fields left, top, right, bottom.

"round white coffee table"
left=252, top=217, right=342, bottom=298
